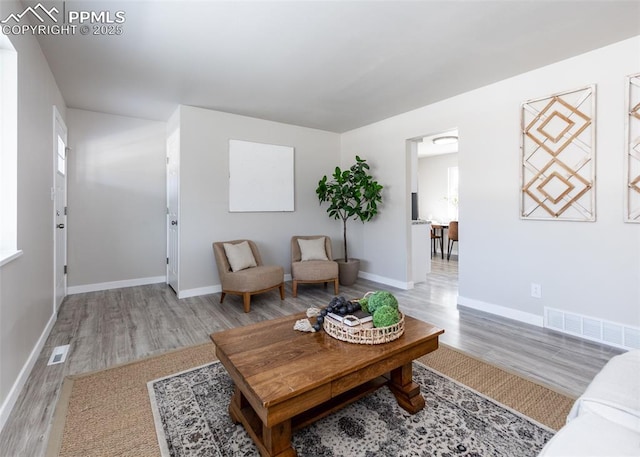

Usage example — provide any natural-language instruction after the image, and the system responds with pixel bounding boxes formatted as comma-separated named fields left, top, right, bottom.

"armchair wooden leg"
left=292, top=280, right=298, bottom=298
left=242, top=293, right=251, bottom=313
left=220, top=292, right=226, bottom=304
left=333, top=278, right=339, bottom=295
left=279, top=283, right=285, bottom=300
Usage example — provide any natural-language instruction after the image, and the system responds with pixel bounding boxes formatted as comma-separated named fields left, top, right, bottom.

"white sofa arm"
left=538, top=412, right=640, bottom=456
left=567, top=350, right=640, bottom=432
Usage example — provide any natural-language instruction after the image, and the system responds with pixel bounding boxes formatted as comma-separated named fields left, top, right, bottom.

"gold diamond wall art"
left=521, top=86, right=596, bottom=221
left=625, top=73, right=640, bottom=223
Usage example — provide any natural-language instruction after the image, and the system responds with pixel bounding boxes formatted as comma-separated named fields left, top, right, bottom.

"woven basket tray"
left=323, top=312, right=405, bottom=345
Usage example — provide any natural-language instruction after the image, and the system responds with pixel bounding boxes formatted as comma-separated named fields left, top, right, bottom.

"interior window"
left=57, top=135, right=66, bottom=175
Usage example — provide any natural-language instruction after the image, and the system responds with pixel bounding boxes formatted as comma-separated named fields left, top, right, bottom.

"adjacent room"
left=1, top=1, right=639, bottom=456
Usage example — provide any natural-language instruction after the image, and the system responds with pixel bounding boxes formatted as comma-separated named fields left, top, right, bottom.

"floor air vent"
left=47, top=345, right=70, bottom=366
left=544, top=307, right=639, bottom=350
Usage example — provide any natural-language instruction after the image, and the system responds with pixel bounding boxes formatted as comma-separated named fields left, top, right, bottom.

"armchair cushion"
left=222, top=264, right=284, bottom=293
left=223, top=241, right=257, bottom=272
left=292, top=260, right=338, bottom=281
left=298, top=237, right=329, bottom=261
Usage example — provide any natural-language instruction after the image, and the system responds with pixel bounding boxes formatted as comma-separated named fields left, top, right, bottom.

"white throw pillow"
left=298, top=238, right=329, bottom=261
left=223, top=241, right=257, bottom=272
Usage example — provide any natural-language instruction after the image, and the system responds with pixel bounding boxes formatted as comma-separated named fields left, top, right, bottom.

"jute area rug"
left=46, top=343, right=575, bottom=457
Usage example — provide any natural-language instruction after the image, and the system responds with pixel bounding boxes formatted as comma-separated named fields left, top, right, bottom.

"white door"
left=53, top=107, right=67, bottom=311
left=166, top=129, right=180, bottom=293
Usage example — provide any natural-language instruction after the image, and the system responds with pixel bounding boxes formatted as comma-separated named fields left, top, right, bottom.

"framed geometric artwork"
left=625, top=73, right=640, bottom=223
left=520, top=85, right=596, bottom=221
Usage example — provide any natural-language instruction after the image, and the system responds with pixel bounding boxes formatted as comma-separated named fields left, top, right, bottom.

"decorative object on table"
left=293, top=292, right=405, bottom=344
left=520, top=85, right=596, bottom=221
left=625, top=73, right=640, bottom=223
left=316, top=156, right=383, bottom=285
left=324, top=301, right=404, bottom=346
left=293, top=296, right=364, bottom=333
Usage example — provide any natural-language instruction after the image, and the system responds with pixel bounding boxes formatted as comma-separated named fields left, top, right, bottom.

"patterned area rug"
left=148, top=361, right=554, bottom=457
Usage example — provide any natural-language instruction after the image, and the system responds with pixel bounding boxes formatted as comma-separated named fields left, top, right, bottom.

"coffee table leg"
left=388, top=363, right=425, bottom=414
left=229, top=387, right=248, bottom=424
left=229, top=387, right=297, bottom=457
left=262, top=420, right=297, bottom=457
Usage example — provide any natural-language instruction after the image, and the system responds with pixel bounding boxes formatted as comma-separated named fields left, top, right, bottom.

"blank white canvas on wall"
left=229, top=139, right=295, bottom=212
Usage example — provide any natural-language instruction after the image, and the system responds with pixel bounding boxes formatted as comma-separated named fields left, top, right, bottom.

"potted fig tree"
left=316, top=156, right=383, bottom=285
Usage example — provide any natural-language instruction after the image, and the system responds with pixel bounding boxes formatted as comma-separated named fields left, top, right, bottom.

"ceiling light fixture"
left=432, top=135, right=458, bottom=145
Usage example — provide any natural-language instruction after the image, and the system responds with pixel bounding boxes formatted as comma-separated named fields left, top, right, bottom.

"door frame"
left=53, top=105, right=67, bottom=312
left=166, top=128, right=180, bottom=294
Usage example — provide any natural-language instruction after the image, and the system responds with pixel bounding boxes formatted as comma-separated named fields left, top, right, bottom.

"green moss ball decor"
left=372, top=305, right=400, bottom=328
left=367, top=290, right=398, bottom=314
left=359, top=297, right=369, bottom=313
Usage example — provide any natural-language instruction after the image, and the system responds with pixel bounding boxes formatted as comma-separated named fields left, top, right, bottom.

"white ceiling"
left=418, top=129, right=459, bottom=158
left=22, top=0, right=640, bottom=133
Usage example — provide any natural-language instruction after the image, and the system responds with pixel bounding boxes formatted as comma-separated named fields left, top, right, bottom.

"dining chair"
left=430, top=225, right=442, bottom=258
left=447, top=221, right=458, bottom=261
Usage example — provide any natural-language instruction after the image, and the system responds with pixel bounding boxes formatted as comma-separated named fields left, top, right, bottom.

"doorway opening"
left=407, top=128, right=459, bottom=297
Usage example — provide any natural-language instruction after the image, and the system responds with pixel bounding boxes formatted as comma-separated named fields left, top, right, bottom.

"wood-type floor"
left=0, top=257, right=623, bottom=456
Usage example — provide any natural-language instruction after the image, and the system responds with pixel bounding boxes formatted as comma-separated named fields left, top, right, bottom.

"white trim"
left=0, top=249, right=22, bottom=267
left=67, top=276, right=166, bottom=295
left=177, top=285, right=221, bottom=299
left=457, top=296, right=544, bottom=327
left=0, top=311, right=56, bottom=433
left=177, top=274, right=294, bottom=299
left=357, top=271, right=412, bottom=290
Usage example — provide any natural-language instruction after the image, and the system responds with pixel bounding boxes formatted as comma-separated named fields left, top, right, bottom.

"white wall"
left=66, top=110, right=167, bottom=290
left=0, top=0, right=66, bottom=428
left=418, top=153, right=459, bottom=222
left=342, top=36, right=640, bottom=327
left=177, top=105, right=342, bottom=295
left=418, top=153, right=459, bottom=257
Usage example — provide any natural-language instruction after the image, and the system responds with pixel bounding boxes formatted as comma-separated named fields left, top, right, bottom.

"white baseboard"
left=178, top=285, right=221, bottom=299
left=67, top=275, right=166, bottom=295
left=0, top=311, right=56, bottom=433
left=357, top=271, right=412, bottom=290
left=457, top=296, right=543, bottom=327
left=177, top=274, right=293, bottom=299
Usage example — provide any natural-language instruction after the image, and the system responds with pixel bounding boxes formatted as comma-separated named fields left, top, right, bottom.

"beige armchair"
left=291, top=235, right=339, bottom=297
left=213, top=239, right=284, bottom=313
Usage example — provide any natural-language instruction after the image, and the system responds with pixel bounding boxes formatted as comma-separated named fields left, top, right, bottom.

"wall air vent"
left=544, top=307, right=639, bottom=350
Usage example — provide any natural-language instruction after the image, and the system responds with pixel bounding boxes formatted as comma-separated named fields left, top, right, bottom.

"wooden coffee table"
left=211, top=312, right=444, bottom=457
